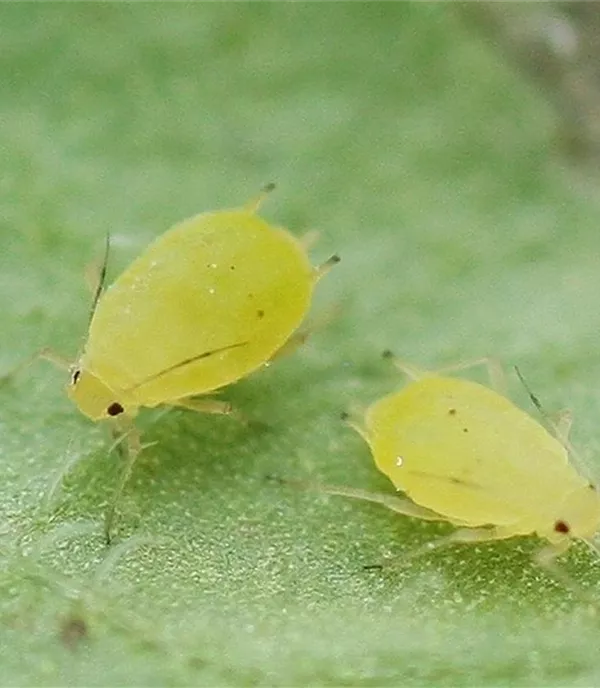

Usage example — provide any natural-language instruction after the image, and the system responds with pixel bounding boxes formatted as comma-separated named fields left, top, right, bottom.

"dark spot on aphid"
left=257, top=309, right=265, bottom=319
left=60, top=615, right=88, bottom=650
left=448, top=408, right=456, bottom=416
left=229, top=265, right=236, bottom=271
left=413, top=469, right=478, bottom=489
left=462, top=427, right=469, bottom=433
left=72, top=369, right=81, bottom=384
left=589, top=483, right=597, bottom=490
left=554, top=520, right=570, bottom=534
left=248, top=293, right=255, bottom=299
left=107, top=402, right=124, bottom=417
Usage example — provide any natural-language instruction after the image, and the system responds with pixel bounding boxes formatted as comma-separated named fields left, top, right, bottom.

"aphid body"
left=364, top=370, right=600, bottom=550
left=295, top=356, right=600, bottom=583
left=69, top=191, right=334, bottom=422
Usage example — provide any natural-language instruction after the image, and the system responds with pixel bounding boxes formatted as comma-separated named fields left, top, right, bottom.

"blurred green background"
left=3, top=4, right=600, bottom=685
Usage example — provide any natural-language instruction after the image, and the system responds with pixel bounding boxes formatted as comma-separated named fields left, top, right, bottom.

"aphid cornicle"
left=302, top=354, right=600, bottom=588
left=66, top=186, right=338, bottom=539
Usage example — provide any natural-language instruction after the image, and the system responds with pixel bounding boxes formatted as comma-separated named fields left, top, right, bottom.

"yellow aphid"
left=70, top=187, right=337, bottom=422
left=308, top=355, right=600, bottom=583
left=44, top=186, right=337, bottom=540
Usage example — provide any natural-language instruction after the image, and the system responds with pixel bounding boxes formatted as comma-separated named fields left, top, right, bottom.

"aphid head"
left=67, top=367, right=126, bottom=421
left=549, top=484, right=600, bottom=543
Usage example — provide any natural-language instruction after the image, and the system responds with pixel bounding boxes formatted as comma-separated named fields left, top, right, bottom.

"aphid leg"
left=0, top=347, right=71, bottom=385
left=312, top=254, right=341, bottom=283
left=546, top=409, right=589, bottom=479
left=534, top=541, right=598, bottom=612
left=386, top=528, right=598, bottom=610
left=243, top=182, right=276, bottom=214
left=584, top=537, right=600, bottom=562
left=269, top=303, right=340, bottom=363
left=271, top=476, right=444, bottom=521
left=534, top=539, right=572, bottom=571
left=104, top=418, right=143, bottom=545
left=381, top=351, right=428, bottom=381
left=553, top=409, right=573, bottom=445
left=269, top=330, right=311, bottom=362
left=369, top=524, right=515, bottom=570
left=170, top=397, right=246, bottom=424
left=432, top=524, right=514, bottom=546
left=435, top=356, right=507, bottom=395
left=298, top=229, right=320, bottom=251
left=383, top=353, right=506, bottom=391
left=322, top=484, right=446, bottom=522
left=341, top=407, right=370, bottom=444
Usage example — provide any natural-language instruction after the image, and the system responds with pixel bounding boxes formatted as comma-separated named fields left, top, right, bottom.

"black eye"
left=106, top=402, right=124, bottom=417
left=554, top=520, right=570, bottom=534
left=71, top=369, right=81, bottom=385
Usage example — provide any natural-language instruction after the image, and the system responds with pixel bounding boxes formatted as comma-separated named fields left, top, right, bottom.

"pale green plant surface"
left=2, top=4, right=600, bottom=686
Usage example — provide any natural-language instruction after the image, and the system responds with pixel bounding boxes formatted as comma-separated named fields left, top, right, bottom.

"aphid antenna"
left=73, top=232, right=112, bottom=365
left=514, top=365, right=554, bottom=426
left=514, top=366, right=598, bottom=485
left=2, top=234, right=111, bottom=385
left=122, top=341, right=249, bottom=393
left=88, top=232, right=111, bottom=329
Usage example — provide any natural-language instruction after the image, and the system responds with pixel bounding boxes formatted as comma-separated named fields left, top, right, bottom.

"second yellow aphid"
left=321, top=354, right=600, bottom=569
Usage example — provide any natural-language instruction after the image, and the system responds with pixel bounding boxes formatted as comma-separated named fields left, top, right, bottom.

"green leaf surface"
left=2, top=4, right=600, bottom=686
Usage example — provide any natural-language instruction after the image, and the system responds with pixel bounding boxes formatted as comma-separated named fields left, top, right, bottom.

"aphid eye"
left=71, top=369, right=81, bottom=385
left=554, top=520, right=570, bottom=534
left=106, top=402, right=125, bottom=417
